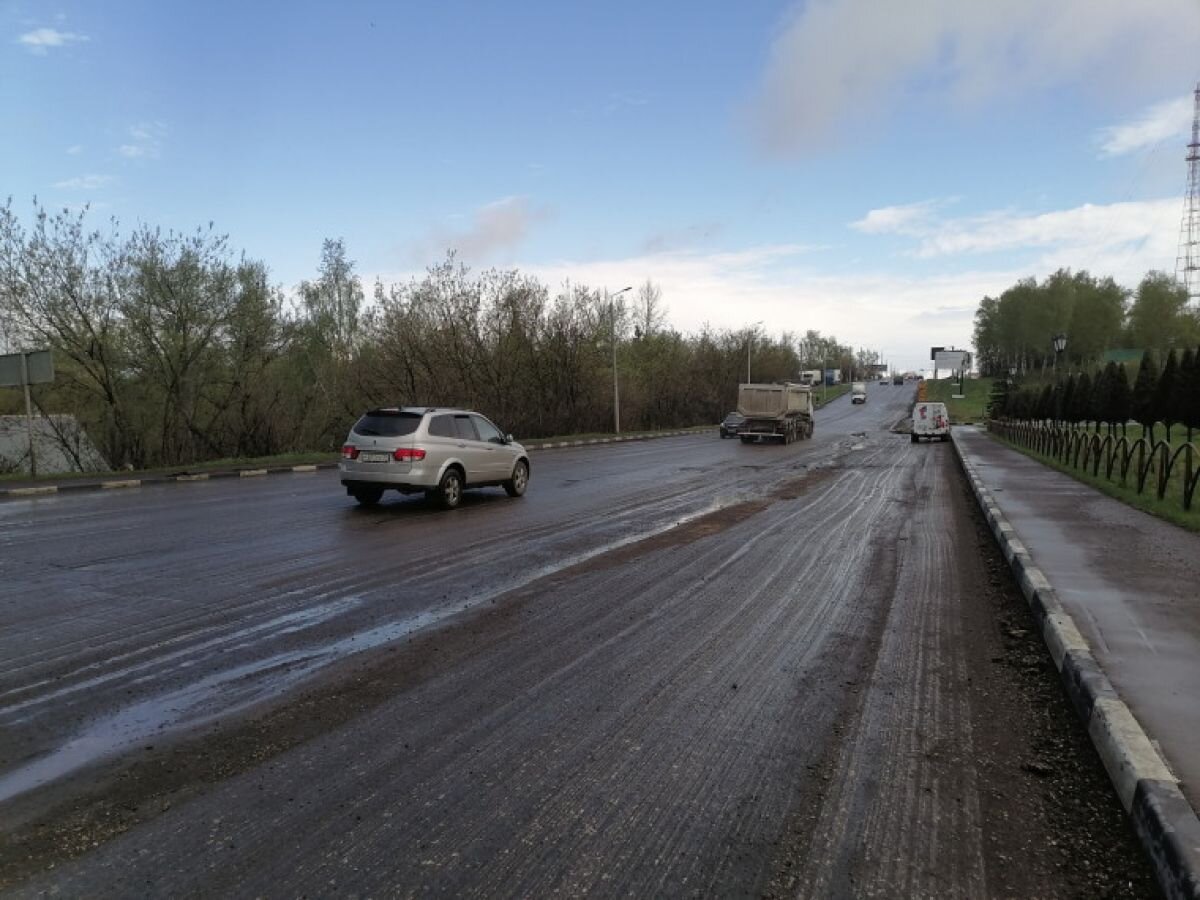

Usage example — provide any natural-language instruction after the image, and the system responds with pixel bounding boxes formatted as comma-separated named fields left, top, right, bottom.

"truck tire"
left=911, top=433, right=919, bottom=443
left=740, top=435, right=753, bottom=444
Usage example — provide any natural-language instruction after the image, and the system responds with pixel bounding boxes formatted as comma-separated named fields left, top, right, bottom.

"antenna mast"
left=1176, top=83, right=1200, bottom=308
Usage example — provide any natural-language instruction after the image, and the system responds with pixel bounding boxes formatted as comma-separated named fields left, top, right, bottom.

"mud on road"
left=0, top=388, right=1159, bottom=897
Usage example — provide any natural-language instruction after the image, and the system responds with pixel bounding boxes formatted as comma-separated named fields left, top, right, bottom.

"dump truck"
left=736, top=382, right=814, bottom=444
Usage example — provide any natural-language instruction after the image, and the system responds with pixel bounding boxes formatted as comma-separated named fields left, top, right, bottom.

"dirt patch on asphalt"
left=950, top=467, right=1161, bottom=897
left=567, top=466, right=835, bottom=573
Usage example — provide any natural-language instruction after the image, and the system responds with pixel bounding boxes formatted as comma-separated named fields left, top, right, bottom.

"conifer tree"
left=1131, top=350, right=1158, bottom=442
left=1153, top=350, right=1179, bottom=442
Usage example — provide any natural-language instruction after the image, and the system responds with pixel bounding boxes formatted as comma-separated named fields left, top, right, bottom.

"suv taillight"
left=393, top=447, right=426, bottom=462
left=342, top=445, right=359, bottom=460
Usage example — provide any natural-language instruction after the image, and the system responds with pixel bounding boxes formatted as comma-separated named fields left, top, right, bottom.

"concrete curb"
left=951, top=427, right=1200, bottom=900
left=524, top=429, right=713, bottom=451
left=0, top=429, right=716, bottom=502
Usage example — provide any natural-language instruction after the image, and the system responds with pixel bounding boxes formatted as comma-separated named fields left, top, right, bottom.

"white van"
left=911, top=402, right=950, bottom=443
left=850, top=381, right=867, bottom=404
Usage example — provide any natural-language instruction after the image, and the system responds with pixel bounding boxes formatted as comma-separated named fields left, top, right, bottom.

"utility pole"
left=21, top=352, right=36, bottom=477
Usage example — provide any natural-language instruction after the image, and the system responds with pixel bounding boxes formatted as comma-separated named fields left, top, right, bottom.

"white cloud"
left=911, top=199, right=1177, bottom=271
left=52, top=174, right=113, bottom=190
left=117, top=122, right=166, bottom=160
left=752, top=0, right=1200, bottom=154
left=18, top=27, right=89, bottom=54
left=370, top=244, right=996, bottom=371
left=516, top=249, right=1008, bottom=371
left=410, top=196, right=551, bottom=264
left=66, top=144, right=83, bottom=155
left=371, top=193, right=1177, bottom=373
left=1097, top=95, right=1193, bottom=157
left=604, top=91, right=653, bottom=114
left=850, top=200, right=944, bottom=235
left=851, top=197, right=1177, bottom=282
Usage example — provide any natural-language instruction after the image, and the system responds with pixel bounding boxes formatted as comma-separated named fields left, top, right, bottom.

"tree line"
left=996, top=347, right=1200, bottom=444
left=0, top=202, right=866, bottom=470
left=973, top=269, right=1200, bottom=377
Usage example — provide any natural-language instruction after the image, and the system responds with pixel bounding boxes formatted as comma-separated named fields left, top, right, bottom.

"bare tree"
left=633, top=279, right=666, bottom=338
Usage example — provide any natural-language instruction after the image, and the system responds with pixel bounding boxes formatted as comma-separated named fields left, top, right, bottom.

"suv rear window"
left=353, top=411, right=422, bottom=438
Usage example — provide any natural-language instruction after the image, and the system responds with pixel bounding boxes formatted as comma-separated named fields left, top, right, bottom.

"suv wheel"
left=504, top=460, right=529, bottom=497
left=432, top=468, right=463, bottom=509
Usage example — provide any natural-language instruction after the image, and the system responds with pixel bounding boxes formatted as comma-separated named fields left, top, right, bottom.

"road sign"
left=0, top=350, right=54, bottom=387
left=0, top=350, right=54, bottom=477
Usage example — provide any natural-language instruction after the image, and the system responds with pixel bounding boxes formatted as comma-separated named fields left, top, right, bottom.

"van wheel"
left=911, top=433, right=919, bottom=443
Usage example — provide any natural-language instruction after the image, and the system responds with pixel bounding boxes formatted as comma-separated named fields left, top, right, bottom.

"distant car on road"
left=911, top=402, right=950, bottom=443
left=340, top=407, right=529, bottom=508
left=893, top=374, right=904, bottom=385
left=719, top=411, right=746, bottom=438
left=851, top=381, right=867, bottom=404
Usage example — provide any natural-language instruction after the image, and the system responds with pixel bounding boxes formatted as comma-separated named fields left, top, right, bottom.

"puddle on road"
left=0, top=596, right=364, bottom=716
left=0, top=609, right=439, bottom=804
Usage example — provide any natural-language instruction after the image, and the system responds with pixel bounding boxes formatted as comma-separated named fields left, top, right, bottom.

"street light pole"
left=746, top=320, right=763, bottom=383
left=609, top=286, right=632, bottom=434
left=1052, top=332, right=1068, bottom=378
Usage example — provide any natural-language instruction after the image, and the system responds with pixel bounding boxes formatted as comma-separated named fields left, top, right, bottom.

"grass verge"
left=813, top=383, right=852, bottom=408
left=924, top=377, right=995, bottom=424
left=993, top=433, right=1200, bottom=534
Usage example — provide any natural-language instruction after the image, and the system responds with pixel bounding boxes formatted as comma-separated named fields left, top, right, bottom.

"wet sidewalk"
left=953, top=425, right=1200, bottom=812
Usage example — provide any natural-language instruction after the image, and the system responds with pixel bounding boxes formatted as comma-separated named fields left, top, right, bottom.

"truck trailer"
left=736, top=382, right=815, bottom=444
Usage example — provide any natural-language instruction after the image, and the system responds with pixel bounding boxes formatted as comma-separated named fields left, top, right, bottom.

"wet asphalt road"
left=0, top=385, right=1157, bottom=897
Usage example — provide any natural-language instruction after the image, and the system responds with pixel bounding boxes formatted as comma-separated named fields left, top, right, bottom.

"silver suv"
left=340, top=407, right=530, bottom=508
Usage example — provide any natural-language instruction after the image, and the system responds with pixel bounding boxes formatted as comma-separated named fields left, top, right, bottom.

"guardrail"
left=989, top=420, right=1200, bottom=512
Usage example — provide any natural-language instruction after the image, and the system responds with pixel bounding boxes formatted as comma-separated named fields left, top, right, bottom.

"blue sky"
left=5, top=0, right=1200, bottom=372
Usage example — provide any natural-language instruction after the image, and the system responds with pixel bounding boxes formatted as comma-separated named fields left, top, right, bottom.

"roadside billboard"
left=933, top=350, right=968, bottom=373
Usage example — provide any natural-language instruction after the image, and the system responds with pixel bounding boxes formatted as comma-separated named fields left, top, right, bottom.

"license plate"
left=359, top=452, right=390, bottom=463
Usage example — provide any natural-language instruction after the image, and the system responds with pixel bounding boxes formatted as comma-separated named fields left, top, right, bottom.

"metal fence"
left=988, top=420, right=1200, bottom=512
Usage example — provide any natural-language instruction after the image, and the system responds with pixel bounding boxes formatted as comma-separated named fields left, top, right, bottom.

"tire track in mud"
left=777, top=444, right=989, bottom=898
